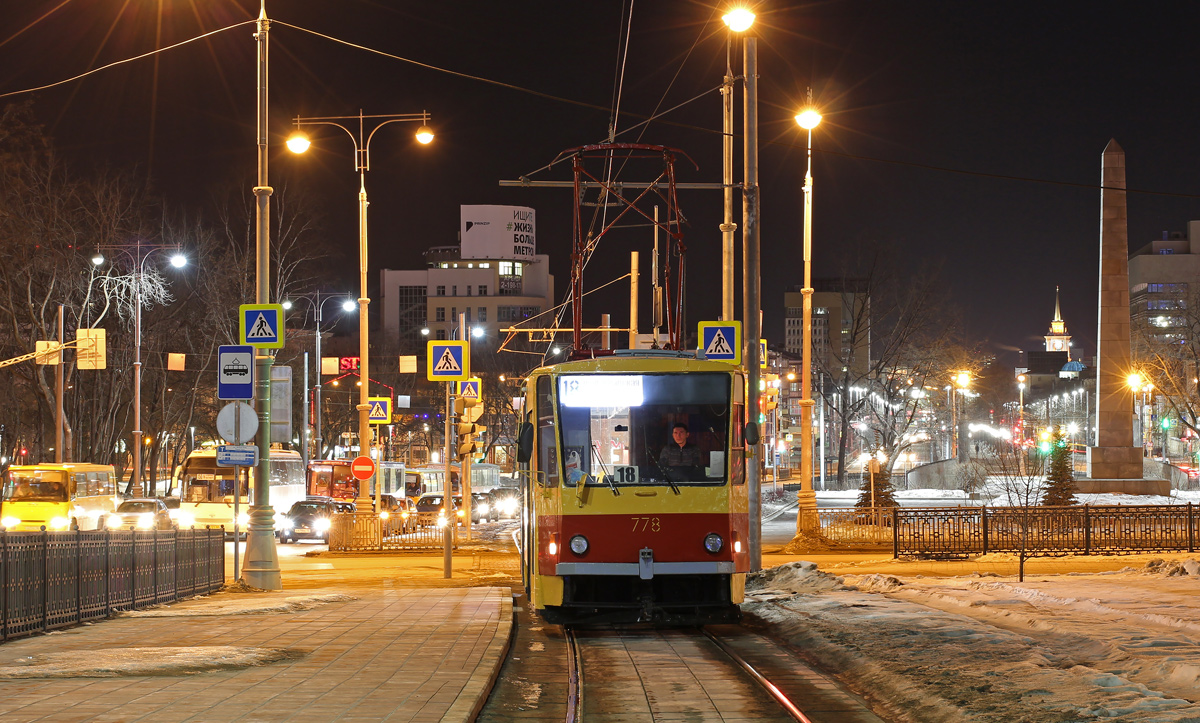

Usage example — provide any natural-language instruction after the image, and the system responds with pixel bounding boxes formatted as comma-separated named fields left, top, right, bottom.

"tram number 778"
left=632, top=517, right=661, bottom=533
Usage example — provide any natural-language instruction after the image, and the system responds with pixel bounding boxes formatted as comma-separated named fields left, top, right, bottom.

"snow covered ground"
left=746, top=559, right=1200, bottom=722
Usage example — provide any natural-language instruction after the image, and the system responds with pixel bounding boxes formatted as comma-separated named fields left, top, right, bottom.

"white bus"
left=171, top=449, right=305, bottom=532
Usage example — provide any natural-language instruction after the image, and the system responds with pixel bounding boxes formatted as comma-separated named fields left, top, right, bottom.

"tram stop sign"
left=350, top=455, right=376, bottom=481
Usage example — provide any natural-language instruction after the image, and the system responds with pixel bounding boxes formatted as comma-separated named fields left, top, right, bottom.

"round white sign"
left=216, top=402, right=258, bottom=445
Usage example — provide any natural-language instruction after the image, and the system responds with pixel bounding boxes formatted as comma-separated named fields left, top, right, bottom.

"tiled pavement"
left=0, top=587, right=512, bottom=722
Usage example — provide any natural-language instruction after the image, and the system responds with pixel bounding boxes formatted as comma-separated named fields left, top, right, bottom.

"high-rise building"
left=1129, top=220, right=1200, bottom=343
left=782, top=280, right=869, bottom=377
left=380, top=205, right=555, bottom=349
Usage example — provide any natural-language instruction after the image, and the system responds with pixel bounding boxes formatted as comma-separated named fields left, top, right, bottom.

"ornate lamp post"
left=91, top=242, right=186, bottom=495
left=288, top=110, right=433, bottom=522
left=793, top=95, right=822, bottom=538
left=281, top=293, right=355, bottom=466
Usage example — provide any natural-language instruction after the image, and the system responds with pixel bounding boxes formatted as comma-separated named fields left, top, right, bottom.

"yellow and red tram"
left=518, top=350, right=749, bottom=624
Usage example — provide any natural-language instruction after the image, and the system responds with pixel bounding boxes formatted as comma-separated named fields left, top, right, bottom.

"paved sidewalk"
left=0, top=586, right=512, bottom=722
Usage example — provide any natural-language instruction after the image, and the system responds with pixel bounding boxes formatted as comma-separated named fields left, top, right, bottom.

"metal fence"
left=328, top=512, right=459, bottom=551
left=890, top=504, right=1199, bottom=558
left=0, top=528, right=225, bottom=642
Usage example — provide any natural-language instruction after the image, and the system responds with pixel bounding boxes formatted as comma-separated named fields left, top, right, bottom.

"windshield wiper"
left=590, top=444, right=619, bottom=496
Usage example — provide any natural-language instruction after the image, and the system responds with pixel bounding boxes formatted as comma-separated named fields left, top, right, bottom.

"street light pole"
left=92, top=241, right=186, bottom=495
left=288, top=110, right=433, bottom=526
left=794, top=94, right=822, bottom=540
left=283, top=293, right=355, bottom=463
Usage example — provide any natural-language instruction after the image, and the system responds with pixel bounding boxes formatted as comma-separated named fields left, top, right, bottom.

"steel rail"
left=564, top=626, right=583, bottom=723
left=702, top=627, right=814, bottom=723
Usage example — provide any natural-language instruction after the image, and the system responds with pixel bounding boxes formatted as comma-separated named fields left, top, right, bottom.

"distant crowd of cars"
left=273, top=487, right=521, bottom=544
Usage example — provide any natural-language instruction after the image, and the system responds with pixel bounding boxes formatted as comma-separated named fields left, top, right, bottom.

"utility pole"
left=743, top=36, right=762, bottom=571
left=243, top=0, right=281, bottom=590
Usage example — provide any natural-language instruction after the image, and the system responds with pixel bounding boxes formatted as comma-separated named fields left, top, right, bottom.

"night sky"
left=3, top=1, right=1200, bottom=369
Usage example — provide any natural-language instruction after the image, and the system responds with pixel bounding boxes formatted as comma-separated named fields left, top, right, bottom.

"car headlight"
left=50, top=517, right=71, bottom=530
left=401, top=512, right=410, bottom=520
left=703, top=533, right=724, bottom=553
left=500, top=498, right=519, bottom=515
left=177, top=512, right=195, bottom=528
left=313, top=517, right=331, bottom=532
left=276, top=517, right=293, bottom=530
left=476, top=503, right=489, bottom=516
left=106, top=515, right=123, bottom=529
left=237, top=512, right=250, bottom=526
left=569, top=535, right=589, bottom=555
left=2, top=516, right=21, bottom=529
left=137, top=513, right=154, bottom=529
left=436, top=515, right=448, bottom=528
left=456, top=509, right=465, bottom=518
left=380, top=511, right=390, bottom=520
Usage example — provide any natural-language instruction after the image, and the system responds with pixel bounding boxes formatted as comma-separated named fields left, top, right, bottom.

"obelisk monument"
left=1085, top=139, right=1163, bottom=492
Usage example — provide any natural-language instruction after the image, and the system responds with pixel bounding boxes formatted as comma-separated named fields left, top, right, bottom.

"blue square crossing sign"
left=217, top=345, right=255, bottom=400
left=240, top=304, right=285, bottom=349
left=427, top=341, right=469, bottom=382
left=698, top=321, right=741, bottom=363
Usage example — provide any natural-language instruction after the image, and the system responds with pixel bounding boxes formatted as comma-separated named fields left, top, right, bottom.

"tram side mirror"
left=516, top=422, right=534, bottom=463
left=614, top=425, right=628, bottom=432
left=744, top=421, right=760, bottom=446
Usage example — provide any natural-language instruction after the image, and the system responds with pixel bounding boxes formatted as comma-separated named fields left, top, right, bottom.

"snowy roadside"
left=745, top=559, right=1200, bottom=722
left=116, top=592, right=356, bottom=617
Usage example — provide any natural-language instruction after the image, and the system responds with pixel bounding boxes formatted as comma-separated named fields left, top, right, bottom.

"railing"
left=328, top=512, right=458, bottom=551
left=816, top=508, right=894, bottom=546
left=1, top=528, right=225, bottom=642
left=892, top=504, right=1199, bottom=558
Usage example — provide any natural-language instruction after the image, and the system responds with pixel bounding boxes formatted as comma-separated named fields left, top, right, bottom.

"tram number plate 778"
left=632, top=517, right=660, bottom=532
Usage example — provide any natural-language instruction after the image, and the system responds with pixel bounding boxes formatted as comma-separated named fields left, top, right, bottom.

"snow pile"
left=745, top=560, right=848, bottom=600
left=745, top=560, right=1200, bottom=721
left=0, top=646, right=298, bottom=678
left=118, top=593, right=355, bottom=617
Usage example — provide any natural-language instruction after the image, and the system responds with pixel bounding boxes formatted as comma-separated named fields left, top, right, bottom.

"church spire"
left=1053, top=285, right=1063, bottom=323
left=1046, top=286, right=1070, bottom=357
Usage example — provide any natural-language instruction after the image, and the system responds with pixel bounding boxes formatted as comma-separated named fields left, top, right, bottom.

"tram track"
left=559, top=624, right=837, bottom=722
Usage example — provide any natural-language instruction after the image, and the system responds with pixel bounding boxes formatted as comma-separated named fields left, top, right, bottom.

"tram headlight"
left=50, top=517, right=71, bottom=530
left=136, top=513, right=154, bottom=529
left=568, top=535, right=589, bottom=555
left=703, top=533, right=724, bottom=553
left=1, top=516, right=19, bottom=529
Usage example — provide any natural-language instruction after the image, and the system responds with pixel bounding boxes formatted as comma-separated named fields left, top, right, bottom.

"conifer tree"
left=855, top=457, right=899, bottom=509
left=1041, top=426, right=1077, bottom=506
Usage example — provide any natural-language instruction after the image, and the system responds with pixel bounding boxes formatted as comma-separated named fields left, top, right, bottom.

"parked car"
left=276, top=499, right=337, bottom=543
left=105, top=498, right=176, bottom=531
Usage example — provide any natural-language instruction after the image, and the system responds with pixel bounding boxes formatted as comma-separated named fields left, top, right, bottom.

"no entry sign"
left=350, top=455, right=376, bottom=481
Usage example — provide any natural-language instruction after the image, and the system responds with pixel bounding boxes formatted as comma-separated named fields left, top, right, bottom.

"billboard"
left=460, top=205, right=535, bottom=260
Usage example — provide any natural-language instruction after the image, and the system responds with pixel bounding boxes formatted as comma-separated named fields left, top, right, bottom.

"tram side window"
left=537, top=376, right=558, bottom=487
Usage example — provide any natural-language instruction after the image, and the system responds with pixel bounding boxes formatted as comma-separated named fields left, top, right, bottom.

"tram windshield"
left=557, top=373, right=730, bottom=486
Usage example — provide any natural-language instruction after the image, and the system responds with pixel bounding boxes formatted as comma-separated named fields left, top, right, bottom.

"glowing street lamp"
left=793, top=89, right=823, bottom=537
left=289, top=109, right=433, bottom=523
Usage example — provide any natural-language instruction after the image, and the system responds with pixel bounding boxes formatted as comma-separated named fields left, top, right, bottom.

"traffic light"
left=455, top=422, right=487, bottom=461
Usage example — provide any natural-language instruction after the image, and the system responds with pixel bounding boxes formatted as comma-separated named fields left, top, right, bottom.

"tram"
left=517, top=350, right=750, bottom=624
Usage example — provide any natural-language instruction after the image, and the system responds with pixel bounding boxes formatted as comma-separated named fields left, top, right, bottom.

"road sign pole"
left=443, top=380, right=453, bottom=579
left=233, top=407, right=240, bottom=582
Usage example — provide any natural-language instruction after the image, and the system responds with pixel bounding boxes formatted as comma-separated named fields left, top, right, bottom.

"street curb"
left=444, top=587, right=514, bottom=722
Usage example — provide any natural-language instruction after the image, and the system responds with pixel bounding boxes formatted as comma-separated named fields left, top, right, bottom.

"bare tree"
left=979, top=438, right=1044, bottom=582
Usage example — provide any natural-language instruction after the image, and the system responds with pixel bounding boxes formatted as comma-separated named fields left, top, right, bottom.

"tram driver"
left=658, top=422, right=702, bottom=481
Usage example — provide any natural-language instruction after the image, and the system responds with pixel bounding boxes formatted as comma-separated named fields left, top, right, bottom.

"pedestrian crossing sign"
left=760, top=339, right=768, bottom=368
left=458, top=377, right=482, bottom=401
left=698, top=321, right=741, bottom=364
left=367, top=396, right=392, bottom=425
left=239, top=304, right=285, bottom=349
left=427, top=340, right=469, bottom=382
